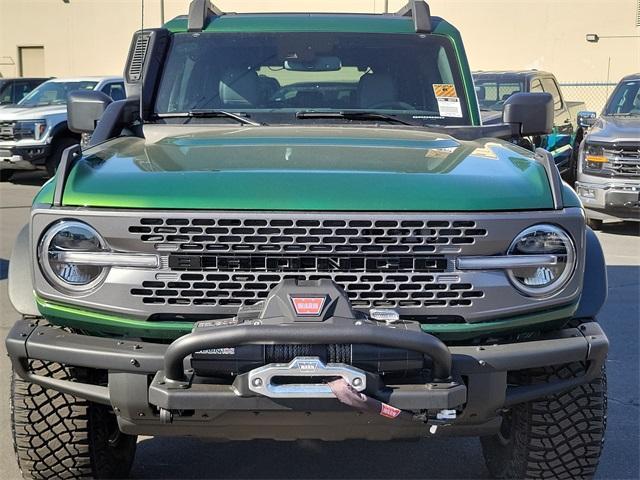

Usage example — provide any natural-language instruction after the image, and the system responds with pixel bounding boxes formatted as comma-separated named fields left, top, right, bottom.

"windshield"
left=473, top=77, right=524, bottom=111
left=17, top=80, right=97, bottom=107
left=155, top=32, right=471, bottom=125
left=604, top=80, right=640, bottom=116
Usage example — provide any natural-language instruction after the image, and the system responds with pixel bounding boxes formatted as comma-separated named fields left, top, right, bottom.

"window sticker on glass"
left=433, top=84, right=463, bottom=118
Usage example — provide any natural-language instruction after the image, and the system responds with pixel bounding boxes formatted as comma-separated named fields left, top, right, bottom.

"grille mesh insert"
left=130, top=217, right=487, bottom=254
left=130, top=272, right=484, bottom=309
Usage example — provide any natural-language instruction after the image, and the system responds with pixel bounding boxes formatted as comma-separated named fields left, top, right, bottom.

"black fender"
left=8, top=224, right=39, bottom=317
left=573, top=227, right=608, bottom=318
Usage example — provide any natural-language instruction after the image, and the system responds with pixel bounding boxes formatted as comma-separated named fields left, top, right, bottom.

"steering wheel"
left=366, top=101, right=415, bottom=110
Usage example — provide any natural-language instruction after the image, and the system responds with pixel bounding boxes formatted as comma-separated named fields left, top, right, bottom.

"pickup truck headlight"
left=14, top=120, right=47, bottom=141
left=507, top=224, right=576, bottom=297
left=39, top=221, right=108, bottom=293
left=582, top=143, right=608, bottom=171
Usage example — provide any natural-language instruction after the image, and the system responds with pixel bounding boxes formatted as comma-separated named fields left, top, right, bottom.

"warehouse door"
left=18, top=46, right=45, bottom=77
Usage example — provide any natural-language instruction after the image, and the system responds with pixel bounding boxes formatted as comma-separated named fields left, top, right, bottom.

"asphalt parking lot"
left=0, top=171, right=638, bottom=480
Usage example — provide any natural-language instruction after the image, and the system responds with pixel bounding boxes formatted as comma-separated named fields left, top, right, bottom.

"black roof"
left=620, top=73, right=640, bottom=82
left=472, top=70, right=553, bottom=79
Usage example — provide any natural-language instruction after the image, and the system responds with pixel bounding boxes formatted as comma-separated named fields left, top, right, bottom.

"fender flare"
left=574, top=227, right=608, bottom=318
left=8, top=224, right=39, bottom=316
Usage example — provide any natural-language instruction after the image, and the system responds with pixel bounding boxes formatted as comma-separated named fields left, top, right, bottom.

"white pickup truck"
left=0, top=76, right=124, bottom=180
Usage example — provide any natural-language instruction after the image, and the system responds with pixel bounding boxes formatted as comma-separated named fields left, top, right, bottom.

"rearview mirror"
left=503, top=92, right=553, bottom=136
left=284, top=56, right=342, bottom=72
left=67, top=90, right=113, bottom=134
left=577, top=111, right=597, bottom=128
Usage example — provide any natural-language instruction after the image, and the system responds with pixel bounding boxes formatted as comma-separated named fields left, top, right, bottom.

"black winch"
left=190, top=279, right=425, bottom=378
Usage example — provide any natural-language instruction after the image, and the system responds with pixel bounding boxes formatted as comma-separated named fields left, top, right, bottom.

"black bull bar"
left=163, top=321, right=452, bottom=384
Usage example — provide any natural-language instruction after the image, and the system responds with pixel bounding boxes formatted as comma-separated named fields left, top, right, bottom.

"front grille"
left=128, top=215, right=488, bottom=311
left=0, top=121, right=15, bottom=141
left=130, top=217, right=487, bottom=254
left=603, top=144, right=640, bottom=177
left=130, top=272, right=484, bottom=309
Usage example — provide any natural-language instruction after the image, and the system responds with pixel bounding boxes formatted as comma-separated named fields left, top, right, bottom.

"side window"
left=530, top=79, right=543, bottom=93
left=0, top=83, right=13, bottom=104
left=541, top=78, right=563, bottom=110
left=101, top=82, right=126, bottom=101
left=14, top=81, right=32, bottom=102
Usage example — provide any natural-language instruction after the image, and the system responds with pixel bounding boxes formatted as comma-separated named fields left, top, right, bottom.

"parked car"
left=0, top=77, right=50, bottom=107
left=6, top=2, right=608, bottom=479
left=574, top=73, right=640, bottom=228
left=473, top=70, right=586, bottom=181
left=0, top=76, right=125, bottom=180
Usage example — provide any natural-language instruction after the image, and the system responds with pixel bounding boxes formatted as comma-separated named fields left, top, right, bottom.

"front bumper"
left=0, top=144, right=50, bottom=169
left=6, top=319, right=608, bottom=440
left=576, top=180, right=640, bottom=221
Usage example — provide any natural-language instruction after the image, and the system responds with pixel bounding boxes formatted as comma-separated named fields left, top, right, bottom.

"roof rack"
left=185, top=0, right=432, bottom=34
left=396, top=0, right=432, bottom=34
left=188, top=0, right=223, bottom=32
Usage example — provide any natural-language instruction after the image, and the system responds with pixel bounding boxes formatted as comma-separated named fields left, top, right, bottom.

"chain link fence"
left=559, top=82, right=617, bottom=114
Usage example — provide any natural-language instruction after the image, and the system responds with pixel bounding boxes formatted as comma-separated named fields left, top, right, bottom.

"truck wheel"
left=481, top=362, right=606, bottom=479
left=45, top=137, right=79, bottom=177
left=11, top=360, right=137, bottom=479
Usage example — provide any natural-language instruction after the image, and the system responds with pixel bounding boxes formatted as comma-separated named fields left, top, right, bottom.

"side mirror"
left=68, top=90, right=113, bottom=134
left=503, top=92, right=553, bottom=136
left=577, top=111, right=597, bottom=128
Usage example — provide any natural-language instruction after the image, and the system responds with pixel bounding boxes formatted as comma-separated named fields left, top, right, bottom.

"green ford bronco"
left=6, top=1, right=609, bottom=478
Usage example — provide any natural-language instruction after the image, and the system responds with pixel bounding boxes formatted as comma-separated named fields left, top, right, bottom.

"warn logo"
left=290, top=296, right=326, bottom=316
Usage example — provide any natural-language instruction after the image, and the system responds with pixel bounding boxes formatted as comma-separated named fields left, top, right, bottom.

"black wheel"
left=11, top=360, right=137, bottom=479
left=45, top=137, right=79, bottom=177
left=481, top=362, right=607, bottom=479
left=588, top=218, right=604, bottom=230
left=0, top=169, right=14, bottom=182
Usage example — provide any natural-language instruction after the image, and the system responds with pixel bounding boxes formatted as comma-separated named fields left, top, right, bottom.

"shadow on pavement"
left=599, top=221, right=640, bottom=237
left=132, top=436, right=486, bottom=479
left=4, top=170, right=49, bottom=187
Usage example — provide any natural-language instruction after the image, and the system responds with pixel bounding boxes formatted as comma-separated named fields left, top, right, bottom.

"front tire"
left=11, top=360, right=137, bottom=479
left=481, top=362, right=607, bottom=479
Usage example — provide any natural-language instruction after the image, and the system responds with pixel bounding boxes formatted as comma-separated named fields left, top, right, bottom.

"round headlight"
left=507, top=224, right=576, bottom=297
left=39, top=221, right=108, bottom=293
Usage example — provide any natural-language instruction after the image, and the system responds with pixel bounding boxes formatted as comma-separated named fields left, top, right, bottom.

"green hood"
left=55, top=126, right=554, bottom=211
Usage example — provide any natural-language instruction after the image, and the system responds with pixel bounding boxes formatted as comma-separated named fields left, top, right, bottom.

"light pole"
left=160, top=0, right=165, bottom=25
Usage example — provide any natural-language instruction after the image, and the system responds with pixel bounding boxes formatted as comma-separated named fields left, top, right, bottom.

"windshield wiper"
left=295, top=110, right=417, bottom=126
left=156, top=109, right=263, bottom=126
left=607, top=112, right=638, bottom=117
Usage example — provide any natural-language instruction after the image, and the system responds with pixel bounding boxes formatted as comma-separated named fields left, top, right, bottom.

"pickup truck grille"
left=0, top=121, right=16, bottom=141
left=603, top=144, right=640, bottom=177
left=127, top=215, right=488, bottom=310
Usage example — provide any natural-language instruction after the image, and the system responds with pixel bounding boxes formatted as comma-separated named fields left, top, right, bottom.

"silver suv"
left=575, top=73, right=640, bottom=228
